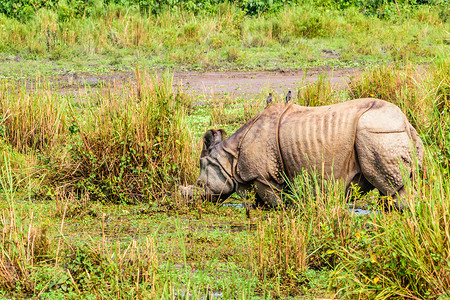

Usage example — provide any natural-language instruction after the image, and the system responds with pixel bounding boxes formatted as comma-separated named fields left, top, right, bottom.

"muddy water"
left=223, top=203, right=375, bottom=216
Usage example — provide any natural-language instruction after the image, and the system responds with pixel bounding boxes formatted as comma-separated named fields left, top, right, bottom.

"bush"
left=0, top=0, right=56, bottom=21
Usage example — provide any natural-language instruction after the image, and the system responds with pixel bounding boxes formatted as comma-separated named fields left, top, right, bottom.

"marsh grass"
left=0, top=3, right=448, bottom=73
left=0, top=79, right=67, bottom=153
left=49, top=69, right=196, bottom=203
left=296, top=74, right=341, bottom=106
left=60, top=237, right=159, bottom=298
left=331, top=152, right=450, bottom=299
left=0, top=68, right=196, bottom=205
left=0, top=209, right=50, bottom=293
left=0, top=153, right=252, bottom=298
left=0, top=155, right=50, bottom=293
left=250, top=154, right=449, bottom=298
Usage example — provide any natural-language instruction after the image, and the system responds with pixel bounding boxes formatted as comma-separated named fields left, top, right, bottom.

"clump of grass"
left=426, top=57, right=450, bottom=170
left=0, top=79, right=67, bottom=153
left=250, top=170, right=360, bottom=297
left=0, top=70, right=197, bottom=205
left=0, top=156, right=50, bottom=294
left=53, top=69, right=196, bottom=203
left=432, top=57, right=450, bottom=114
left=0, top=210, right=50, bottom=293
left=296, top=74, right=341, bottom=106
left=251, top=212, right=310, bottom=296
left=51, top=185, right=96, bottom=219
left=332, top=153, right=450, bottom=299
left=59, top=237, right=158, bottom=298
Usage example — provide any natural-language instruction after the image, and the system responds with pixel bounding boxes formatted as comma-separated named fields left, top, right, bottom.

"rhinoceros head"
left=180, top=129, right=236, bottom=203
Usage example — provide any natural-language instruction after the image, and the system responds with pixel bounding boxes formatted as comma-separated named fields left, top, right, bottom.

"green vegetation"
left=0, top=0, right=449, bottom=75
left=0, top=55, right=448, bottom=298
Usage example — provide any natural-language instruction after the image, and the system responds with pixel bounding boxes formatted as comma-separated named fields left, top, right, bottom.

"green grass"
left=0, top=3, right=448, bottom=76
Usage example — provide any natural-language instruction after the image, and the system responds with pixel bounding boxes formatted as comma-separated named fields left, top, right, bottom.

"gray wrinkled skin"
left=180, top=98, right=424, bottom=210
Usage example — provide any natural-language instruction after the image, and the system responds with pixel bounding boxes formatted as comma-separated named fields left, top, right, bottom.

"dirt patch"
left=176, top=67, right=359, bottom=100
left=32, top=67, right=360, bottom=101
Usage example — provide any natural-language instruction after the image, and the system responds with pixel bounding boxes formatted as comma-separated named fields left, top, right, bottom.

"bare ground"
left=41, top=67, right=360, bottom=101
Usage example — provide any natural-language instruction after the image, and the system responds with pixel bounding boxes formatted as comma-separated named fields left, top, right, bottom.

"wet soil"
left=40, top=67, right=360, bottom=100
left=176, top=67, right=359, bottom=99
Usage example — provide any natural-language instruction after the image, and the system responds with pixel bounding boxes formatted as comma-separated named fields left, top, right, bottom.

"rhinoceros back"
left=279, top=99, right=378, bottom=181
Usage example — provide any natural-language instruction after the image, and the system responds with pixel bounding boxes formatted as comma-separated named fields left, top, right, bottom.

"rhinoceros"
left=180, top=98, right=424, bottom=210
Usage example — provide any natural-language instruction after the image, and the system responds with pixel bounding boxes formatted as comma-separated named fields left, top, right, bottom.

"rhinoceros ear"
left=201, top=129, right=226, bottom=157
left=215, top=129, right=226, bottom=143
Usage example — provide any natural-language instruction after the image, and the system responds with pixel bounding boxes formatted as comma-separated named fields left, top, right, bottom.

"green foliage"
left=0, top=0, right=101, bottom=22
left=3, top=0, right=447, bottom=22
left=57, top=0, right=94, bottom=22
left=315, top=0, right=447, bottom=19
left=0, top=0, right=56, bottom=21
left=241, top=0, right=297, bottom=15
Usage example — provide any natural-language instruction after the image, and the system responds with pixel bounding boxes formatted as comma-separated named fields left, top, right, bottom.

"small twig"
left=102, top=213, right=106, bottom=250
left=67, top=269, right=81, bottom=295
left=37, top=273, right=59, bottom=298
left=55, top=199, right=68, bottom=267
left=394, top=0, right=402, bottom=19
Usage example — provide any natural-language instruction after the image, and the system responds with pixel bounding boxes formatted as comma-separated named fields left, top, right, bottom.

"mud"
left=175, top=67, right=359, bottom=99
left=39, top=67, right=360, bottom=100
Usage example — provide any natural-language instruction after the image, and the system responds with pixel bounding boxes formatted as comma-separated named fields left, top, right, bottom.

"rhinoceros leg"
left=354, top=104, right=420, bottom=211
left=347, top=173, right=376, bottom=198
left=355, top=130, right=414, bottom=211
left=253, top=180, right=283, bottom=207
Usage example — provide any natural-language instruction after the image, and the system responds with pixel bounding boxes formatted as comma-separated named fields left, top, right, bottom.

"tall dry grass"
left=0, top=155, right=50, bottom=293
left=54, top=69, right=196, bottom=203
left=0, top=69, right=196, bottom=204
left=331, top=152, right=450, bottom=299
left=0, top=79, right=67, bottom=153
left=249, top=171, right=359, bottom=297
left=296, top=74, right=341, bottom=106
